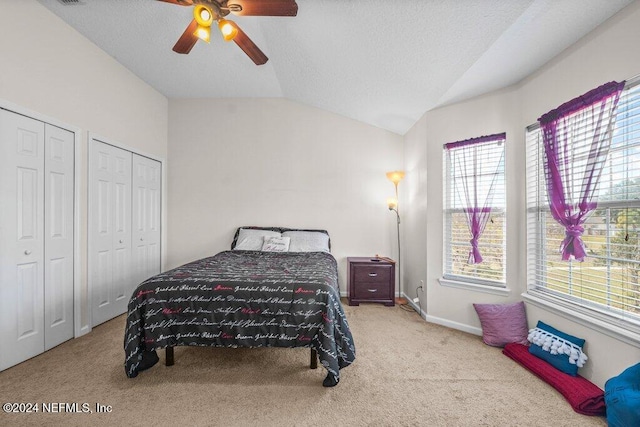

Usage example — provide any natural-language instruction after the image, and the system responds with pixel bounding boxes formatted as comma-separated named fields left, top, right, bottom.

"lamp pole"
left=389, top=204, right=401, bottom=304
left=386, top=171, right=405, bottom=305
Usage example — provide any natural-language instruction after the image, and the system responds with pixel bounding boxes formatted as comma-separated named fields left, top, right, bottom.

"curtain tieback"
left=468, top=238, right=483, bottom=264
left=561, top=225, right=587, bottom=261
left=565, top=224, right=584, bottom=238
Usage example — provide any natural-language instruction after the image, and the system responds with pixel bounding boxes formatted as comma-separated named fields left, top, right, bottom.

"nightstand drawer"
left=353, top=281, right=391, bottom=299
left=347, top=257, right=395, bottom=307
left=352, top=265, right=392, bottom=284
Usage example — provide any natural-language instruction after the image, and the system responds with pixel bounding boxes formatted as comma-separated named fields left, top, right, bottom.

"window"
left=443, top=133, right=506, bottom=286
left=526, top=78, right=640, bottom=333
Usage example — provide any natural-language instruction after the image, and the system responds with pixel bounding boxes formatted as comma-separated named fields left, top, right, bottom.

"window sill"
left=522, top=290, right=640, bottom=348
left=438, top=277, right=510, bottom=296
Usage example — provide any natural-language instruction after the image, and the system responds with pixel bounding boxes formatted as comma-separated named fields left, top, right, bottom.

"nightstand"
left=347, top=257, right=395, bottom=306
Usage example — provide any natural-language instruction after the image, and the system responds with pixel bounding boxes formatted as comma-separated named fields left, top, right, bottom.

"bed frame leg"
left=310, top=348, right=318, bottom=369
left=166, top=346, right=174, bottom=366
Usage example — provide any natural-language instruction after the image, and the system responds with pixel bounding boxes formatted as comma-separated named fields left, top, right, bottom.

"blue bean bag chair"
left=605, top=363, right=640, bottom=427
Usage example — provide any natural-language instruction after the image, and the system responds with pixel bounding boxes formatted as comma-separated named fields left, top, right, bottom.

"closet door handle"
left=119, top=239, right=123, bottom=244
left=24, top=250, right=32, bottom=255
left=140, top=237, right=144, bottom=241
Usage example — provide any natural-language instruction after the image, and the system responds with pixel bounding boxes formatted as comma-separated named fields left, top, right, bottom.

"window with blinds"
left=526, top=78, right=640, bottom=330
left=443, top=135, right=506, bottom=286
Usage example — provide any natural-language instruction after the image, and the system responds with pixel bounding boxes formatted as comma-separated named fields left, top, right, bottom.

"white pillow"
left=234, top=228, right=281, bottom=251
left=282, top=231, right=330, bottom=252
left=261, top=236, right=290, bottom=252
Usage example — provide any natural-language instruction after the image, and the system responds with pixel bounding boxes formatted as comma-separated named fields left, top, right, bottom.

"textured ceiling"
left=37, top=0, right=634, bottom=135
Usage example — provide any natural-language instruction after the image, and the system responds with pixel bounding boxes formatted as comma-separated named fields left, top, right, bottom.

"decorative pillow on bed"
left=528, top=320, right=587, bottom=377
left=282, top=230, right=330, bottom=252
left=472, top=301, right=529, bottom=347
left=233, top=228, right=281, bottom=251
left=261, top=236, right=290, bottom=252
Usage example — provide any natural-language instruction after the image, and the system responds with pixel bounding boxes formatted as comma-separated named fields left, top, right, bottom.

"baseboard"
left=346, top=291, right=482, bottom=337
left=402, top=296, right=482, bottom=336
left=425, top=314, right=482, bottom=336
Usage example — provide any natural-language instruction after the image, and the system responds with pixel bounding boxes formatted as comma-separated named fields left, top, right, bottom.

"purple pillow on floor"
left=473, top=301, right=529, bottom=347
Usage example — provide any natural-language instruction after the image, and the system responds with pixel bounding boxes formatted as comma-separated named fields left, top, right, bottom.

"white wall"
left=167, top=98, right=403, bottom=291
left=0, top=1, right=168, bottom=333
left=403, top=0, right=640, bottom=387
left=402, top=114, right=428, bottom=305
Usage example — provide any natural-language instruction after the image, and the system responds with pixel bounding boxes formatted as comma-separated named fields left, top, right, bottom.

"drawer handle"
left=368, top=273, right=378, bottom=277
left=367, top=288, right=378, bottom=293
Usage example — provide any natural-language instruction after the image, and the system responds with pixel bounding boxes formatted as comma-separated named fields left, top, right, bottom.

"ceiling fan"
left=158, top=0, right=298, bottom=65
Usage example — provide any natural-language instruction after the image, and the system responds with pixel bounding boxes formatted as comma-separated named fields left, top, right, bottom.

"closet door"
left=44, top=124, right=75, bottom=350
left=0, top=110, right=46, bottom=371
left=132, top=154, right=161, bottom=287
left=89, top=141, right=132, bottom=326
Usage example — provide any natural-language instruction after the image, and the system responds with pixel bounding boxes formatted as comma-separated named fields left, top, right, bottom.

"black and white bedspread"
left=124, top=250, right=356, bottom=383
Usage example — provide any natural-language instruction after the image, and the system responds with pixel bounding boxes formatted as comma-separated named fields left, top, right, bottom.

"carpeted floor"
left=0, top=301, right=606, bottom=426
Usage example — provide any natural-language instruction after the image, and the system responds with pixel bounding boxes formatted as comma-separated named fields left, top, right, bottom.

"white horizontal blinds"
left=526, top=124, right=545, bottom=295
left=444, top=134, right=506, bottom=285
left=526, top=78, right=640, bottom=326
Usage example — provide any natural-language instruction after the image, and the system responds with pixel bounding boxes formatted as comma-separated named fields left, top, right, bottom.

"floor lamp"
left=386, top=170, right=405, bottom=304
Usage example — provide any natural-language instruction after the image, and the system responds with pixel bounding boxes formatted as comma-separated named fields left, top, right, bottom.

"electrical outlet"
left=413, top=280, right=424, bottom=304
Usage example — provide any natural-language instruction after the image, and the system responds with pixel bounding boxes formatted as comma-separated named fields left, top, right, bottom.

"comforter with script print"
left=124, top=250, right=355, bottom=383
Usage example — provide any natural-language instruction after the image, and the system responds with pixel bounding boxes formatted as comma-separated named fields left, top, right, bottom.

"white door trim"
left=0, top=99, right=85, bottom=339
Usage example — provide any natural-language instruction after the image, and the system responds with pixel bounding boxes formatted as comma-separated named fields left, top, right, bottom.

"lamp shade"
left=194, top=25, right=211, bottom=43
left=194, top=5, right=214, bottom=27
left=218, top=19, right=238, bottom=41
left=386, top=171, right=405, bottom=185
left=387, top=197, right=398, bottom=210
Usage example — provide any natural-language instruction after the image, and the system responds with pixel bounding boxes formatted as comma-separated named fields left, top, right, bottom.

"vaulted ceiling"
left=38, top=0, right=634, bottom=135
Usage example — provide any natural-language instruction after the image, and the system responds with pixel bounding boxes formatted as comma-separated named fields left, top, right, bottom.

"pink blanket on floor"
left=503, top=343, right=606, bottom=416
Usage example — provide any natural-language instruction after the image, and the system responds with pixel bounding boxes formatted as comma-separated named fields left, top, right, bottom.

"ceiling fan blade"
left=233, top=25, right=268, bottom=65
left=173, top=19, right=199, bottom=54
left=227, top=0, right=298, bottom=16
left=157, top=0, right=194, bottom=5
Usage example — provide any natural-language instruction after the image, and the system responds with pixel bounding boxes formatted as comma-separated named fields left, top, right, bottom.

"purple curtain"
left=538, top=81, right=625, bottom=261
left=445, top=133, right=505, bottom=264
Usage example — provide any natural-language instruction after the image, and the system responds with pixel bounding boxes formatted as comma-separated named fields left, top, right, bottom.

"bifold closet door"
left=0, top=111, right=46, bottom=371
left=0, top=110, right=74, bottom=371
left=43, top=125, right=75, bottom=351
left=132, top=154, right=161, bottom=286
left=89, top=141, right=132, bottom=327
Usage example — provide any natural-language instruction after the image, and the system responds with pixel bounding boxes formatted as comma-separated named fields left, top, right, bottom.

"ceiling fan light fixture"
left=218, top=19, right=238, bottom=41
left=194, top=5, right=214, bottom=27
left=194, top=25, right=211, bottom=43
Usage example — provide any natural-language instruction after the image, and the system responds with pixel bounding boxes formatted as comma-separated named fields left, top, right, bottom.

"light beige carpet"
left=0, top=302, right=606, bottom=427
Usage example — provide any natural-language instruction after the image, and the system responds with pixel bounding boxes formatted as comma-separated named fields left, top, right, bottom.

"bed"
left=124, top=227, right=356, bottom=387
